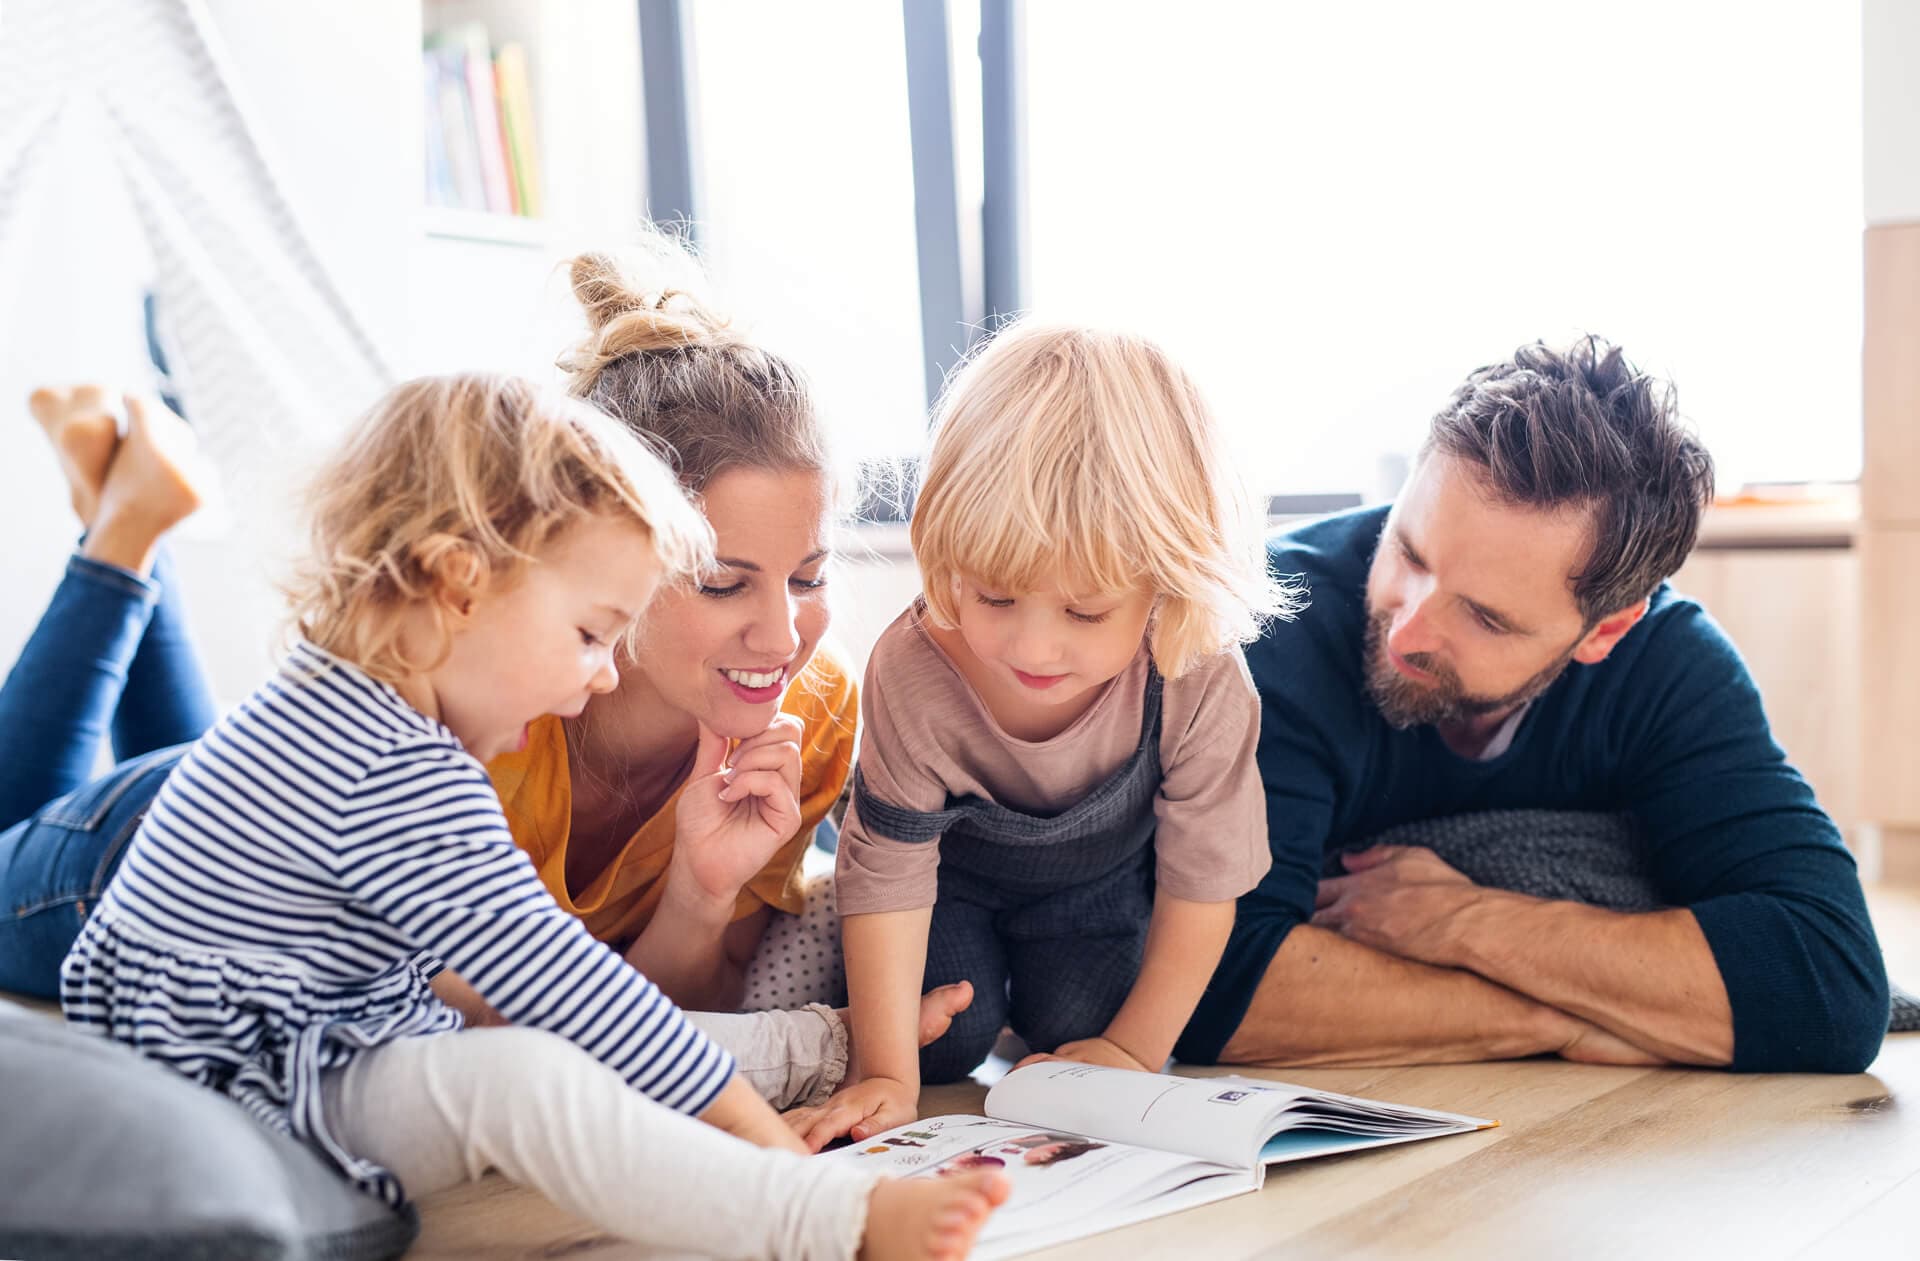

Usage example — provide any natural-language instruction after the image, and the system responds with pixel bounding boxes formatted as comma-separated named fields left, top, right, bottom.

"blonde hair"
left=286, top=373, right=712, bottom=683
left=912, top=320, right=1303, bottom=679
left=558, top=224, right=830, bottom=496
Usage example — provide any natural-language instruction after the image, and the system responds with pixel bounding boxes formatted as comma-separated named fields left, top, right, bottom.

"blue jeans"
left=0, top=550, right=213, bottom=997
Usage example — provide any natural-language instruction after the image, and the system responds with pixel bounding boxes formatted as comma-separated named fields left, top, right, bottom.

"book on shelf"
left=494, top=42, right=543, bottom=220
left=830, top=1061, right=1494, bottom=1260
left=421, top=25, right=541, bottom=220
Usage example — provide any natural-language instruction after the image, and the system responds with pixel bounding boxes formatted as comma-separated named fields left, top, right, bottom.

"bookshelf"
left=407, top=0, right=646, bottom=382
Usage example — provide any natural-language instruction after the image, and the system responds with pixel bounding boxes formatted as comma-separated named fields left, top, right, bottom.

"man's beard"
left=1362, top=608, right=1579, bottom=731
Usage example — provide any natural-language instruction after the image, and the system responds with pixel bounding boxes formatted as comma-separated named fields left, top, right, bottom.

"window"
left=1024, top=1, right=1863, bottom=494
left=689, top=1, right=930, bottom=460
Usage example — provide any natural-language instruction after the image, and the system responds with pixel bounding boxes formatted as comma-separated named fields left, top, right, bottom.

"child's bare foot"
left=916, top=980, right=972, bottom=1048
left=29, top=385, right=121, bottom=527
left=84, top=395, right=207, bottom=576
left=843, top=981, right=973, bottom=1084
left=860, top=1169, right=1009, bottom=1261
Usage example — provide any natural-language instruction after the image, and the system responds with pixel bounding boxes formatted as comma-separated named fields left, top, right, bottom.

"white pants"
left=320, top=1007, right=872, bottom=1260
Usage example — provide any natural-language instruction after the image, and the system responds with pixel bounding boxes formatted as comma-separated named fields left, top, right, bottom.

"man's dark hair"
left=1424, top=335, right=1716, bottom=623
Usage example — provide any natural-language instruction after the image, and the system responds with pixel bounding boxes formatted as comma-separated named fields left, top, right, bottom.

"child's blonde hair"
left=912, top=320, right=1303, bottom=679
left=287, top=373, right=712, bottom=683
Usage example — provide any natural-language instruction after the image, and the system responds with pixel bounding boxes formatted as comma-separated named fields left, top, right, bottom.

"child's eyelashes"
left=972, top=590, right=1112, bottom=625
left=578, top=628, right=605, bottom=647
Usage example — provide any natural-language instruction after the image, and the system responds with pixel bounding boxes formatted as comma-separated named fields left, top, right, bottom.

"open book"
left=830, top=1062, right=1494, bottom=1259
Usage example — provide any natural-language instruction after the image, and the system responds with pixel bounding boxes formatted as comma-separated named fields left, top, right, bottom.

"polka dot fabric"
left=739, top=859, right=845, bottom=1011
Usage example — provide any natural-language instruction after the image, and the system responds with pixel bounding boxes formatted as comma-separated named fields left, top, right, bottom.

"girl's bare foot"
left=860, top=1169, right=1010, bottom=1261
left=29, top=385, right=121, bottom=527
left=84, top=395, right=207, bottom=576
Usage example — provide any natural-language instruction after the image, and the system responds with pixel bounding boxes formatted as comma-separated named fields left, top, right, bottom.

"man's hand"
left=1311, top=845, right=1498, bottom=967
left=784, top=1075, right=918, bottom=1153
left=669, top=717, right=805, bottom=912
left=1015, top=1035, right=1152, bottom=1074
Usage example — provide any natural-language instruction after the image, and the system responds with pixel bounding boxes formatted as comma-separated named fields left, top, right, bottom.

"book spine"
left=421, top=55, right=455, bottom=208
left=495, top=42, right=544, bottom=220
left=435, top=48, right=486, bottom=211
left=459, top=29, right=515, bottom=215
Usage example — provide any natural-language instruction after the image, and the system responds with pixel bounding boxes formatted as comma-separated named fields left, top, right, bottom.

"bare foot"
left=916, top=980, right=972, bottom=1048
left=859, top=1169, right=1010, bottom=1261
left=29, top=384, right=121, bottom=526
left=83, top=395, right=207, bottom=576
left=843, top=981, right=973, bottom=1084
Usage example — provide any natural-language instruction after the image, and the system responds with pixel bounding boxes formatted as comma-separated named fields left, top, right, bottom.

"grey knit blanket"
left=1335, top=810, right=1920, bottom=1034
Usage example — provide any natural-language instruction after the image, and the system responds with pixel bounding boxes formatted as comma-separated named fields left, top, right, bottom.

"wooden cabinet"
left=1672, top=543, right=1860, bottom=844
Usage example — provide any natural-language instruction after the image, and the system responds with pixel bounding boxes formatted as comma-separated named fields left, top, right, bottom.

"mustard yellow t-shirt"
left=486, top=648, right=858, bottom=946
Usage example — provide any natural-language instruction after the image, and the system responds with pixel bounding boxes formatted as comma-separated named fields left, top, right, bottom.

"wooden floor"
left=407, top=885, right=1920, bottom=1260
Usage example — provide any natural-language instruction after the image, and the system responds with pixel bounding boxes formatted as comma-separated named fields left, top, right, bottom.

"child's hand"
left=784, top=1076, right=918, bottom=1153
left=699, top=1076, right=810, bottom=1154
left=670, top=717, right=805, bottom=911
left=1015, top=1036, right=1152, bottom=1074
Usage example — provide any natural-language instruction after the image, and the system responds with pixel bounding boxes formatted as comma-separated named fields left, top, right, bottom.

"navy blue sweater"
left=1179, top=507, right=1887, bottom=1073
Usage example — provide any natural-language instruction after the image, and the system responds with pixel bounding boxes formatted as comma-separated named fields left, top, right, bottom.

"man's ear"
left=1571, top=597, right=1650, bottom=665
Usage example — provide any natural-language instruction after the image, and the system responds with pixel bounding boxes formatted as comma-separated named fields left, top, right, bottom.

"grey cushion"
left=0, top=998, right=415, bottom=1261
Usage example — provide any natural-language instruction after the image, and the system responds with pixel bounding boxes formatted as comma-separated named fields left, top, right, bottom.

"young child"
left=58, top=374, right=1005, bottom=1260
left=793, top=322, right=1302, bottom=1149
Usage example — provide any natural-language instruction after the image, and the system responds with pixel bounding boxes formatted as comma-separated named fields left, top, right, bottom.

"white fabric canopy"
left=0, top=0, right=392, bottom=474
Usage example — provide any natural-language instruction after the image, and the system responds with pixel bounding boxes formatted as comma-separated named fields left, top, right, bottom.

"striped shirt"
left=60, top=641, right=734, bottom=1203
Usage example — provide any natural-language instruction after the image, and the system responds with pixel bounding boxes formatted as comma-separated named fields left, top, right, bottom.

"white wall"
left=1865, top=0, right=1920, bottom=225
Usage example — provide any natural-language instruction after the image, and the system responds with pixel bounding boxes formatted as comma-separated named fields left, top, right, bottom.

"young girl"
left=57, top=374, right=1005, bottom=1260
left=793, top=321, right=1302, bottom=1149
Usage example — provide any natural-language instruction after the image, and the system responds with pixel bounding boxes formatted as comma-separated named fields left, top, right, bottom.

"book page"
left=827, top=1113, right=1248, bottom=1257
left=986, top=1063, right=1489, bottom=1169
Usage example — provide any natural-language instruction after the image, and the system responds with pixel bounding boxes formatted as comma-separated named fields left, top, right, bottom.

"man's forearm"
left=1218, top=923, right=1591, bottom=1066
left=1448, top=895, right=1733, bottom=1066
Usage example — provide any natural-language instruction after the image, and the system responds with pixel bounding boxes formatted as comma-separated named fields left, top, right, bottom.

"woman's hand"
left=669, top=715, right=805, bottom=912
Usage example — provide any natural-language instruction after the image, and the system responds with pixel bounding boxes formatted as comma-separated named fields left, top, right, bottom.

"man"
left=1176, top=336, right=1888, bottom=1073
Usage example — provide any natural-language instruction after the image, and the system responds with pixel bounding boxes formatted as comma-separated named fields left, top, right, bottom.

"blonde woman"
left=792, top=321, right=1305, bottom=1150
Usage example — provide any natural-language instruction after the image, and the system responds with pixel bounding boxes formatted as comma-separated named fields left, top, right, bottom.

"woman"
left=0, top=230, right=855, bottom=1012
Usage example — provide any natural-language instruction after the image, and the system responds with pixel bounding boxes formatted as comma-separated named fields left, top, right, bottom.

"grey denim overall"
left=852, top=666, right=1165, bottom=1083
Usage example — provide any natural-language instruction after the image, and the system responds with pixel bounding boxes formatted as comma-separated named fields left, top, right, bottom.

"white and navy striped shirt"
left=61, top=641, right=734, bottom=1203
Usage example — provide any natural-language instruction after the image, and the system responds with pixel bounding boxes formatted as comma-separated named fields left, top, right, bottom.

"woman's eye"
left=698, top=582, right=746, bottom=598
left=792, top=575, right=828, bottom=591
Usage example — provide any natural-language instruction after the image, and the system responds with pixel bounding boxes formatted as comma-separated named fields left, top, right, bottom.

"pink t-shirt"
left=835, top=604, right=1270, bottom=915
